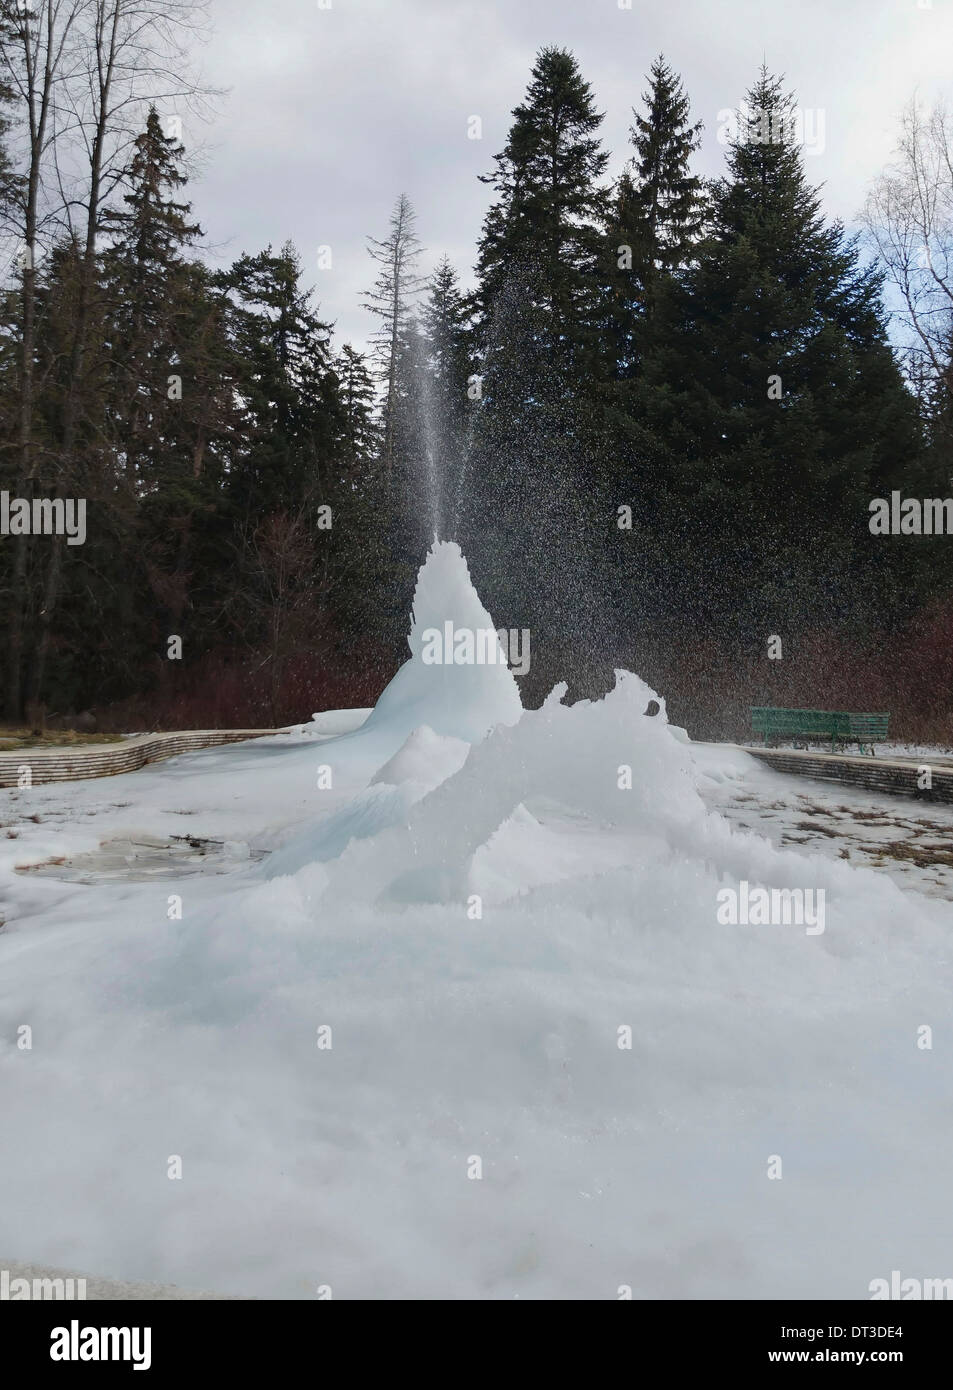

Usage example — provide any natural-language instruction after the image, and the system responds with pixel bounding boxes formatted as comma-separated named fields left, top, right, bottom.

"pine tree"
left=219, top=241, right=341, bottom=520
left=465, top=48, right=611, bottom=684
left=100, top=108, right=202, bottom=490
left=606, top=56, right=706, bottom=381
left=94, top=108, right=240, bottom=675
left=334, top=343, right=379, bottom=479
left=390, top=314, right=434, bottom=551
left=635, top=69, right=926, bottom=634
left=627, top=58, right=706, bottom=279
left=421, top=256, right=471, bottom=532
left=474, top=46, right=610, bottom=394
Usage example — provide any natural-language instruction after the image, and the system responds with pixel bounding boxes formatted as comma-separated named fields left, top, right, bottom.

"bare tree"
left=862, top=98, right=953, bottom=408
left=362, top=192, right=425, bottom=483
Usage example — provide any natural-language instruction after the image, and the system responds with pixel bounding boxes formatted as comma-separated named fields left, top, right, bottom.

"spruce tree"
left=627, top=58, right=706, bottom=278
left=474, top=46, right=609, bottom=394
left=334, top=343, right=379, bottom=480
left=421, top=256, right=471, bottom=532
left=601, top=58, right=708, bottom=636
left=465, top=47, right=611, bottom=686
left=97, top=109, right=235, bottom=669
left=606, top=56, right=706, bottom=382
left=635, top=69, right=926, bottom=635
left=329, top=341, right=400, bottom=648
left=100, top=109, right=202, bottom=488
left=219, top=241, right=341, bottom=521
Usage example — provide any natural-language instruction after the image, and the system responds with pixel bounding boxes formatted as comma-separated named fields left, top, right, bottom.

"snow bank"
left=307, top=708, right=373, bottom=736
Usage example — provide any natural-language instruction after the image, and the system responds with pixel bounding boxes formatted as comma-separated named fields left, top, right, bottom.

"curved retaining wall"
left=742, top=745, right=953, bottom=804
left=0, top=729, right=282, bottom=789
left=4, top=731, right=949, bottom=801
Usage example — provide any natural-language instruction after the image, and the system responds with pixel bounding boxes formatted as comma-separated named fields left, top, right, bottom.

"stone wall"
left=0, top=730, right=282, bottom=789
left=743, top=745, right=953, bottom=804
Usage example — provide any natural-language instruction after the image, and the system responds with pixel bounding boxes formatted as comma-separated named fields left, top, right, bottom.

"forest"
left=2, top=3, right=952, bottom=739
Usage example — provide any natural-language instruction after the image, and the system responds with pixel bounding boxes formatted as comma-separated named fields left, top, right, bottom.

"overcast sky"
left=180, top=0, right=953, bottom=353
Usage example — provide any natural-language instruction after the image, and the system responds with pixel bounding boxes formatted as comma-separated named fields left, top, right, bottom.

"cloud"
left=183, top=0, right=953, bottom=353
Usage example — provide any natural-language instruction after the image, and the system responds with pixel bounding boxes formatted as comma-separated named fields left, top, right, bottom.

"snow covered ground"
left=695, top=744, right=953, bottom=900
left=1, top=543, right=951, bottom=1300
left=747, top=739, right=953, bottom=765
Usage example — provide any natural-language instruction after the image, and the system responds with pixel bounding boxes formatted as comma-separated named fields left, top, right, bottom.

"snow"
left=750, top=738, right=953, bottom=765
left=303, top=708, right=373, bottom=737
left=1, top=542, right=951, bottom=1300
left=694, top=742, right=953, bottom=900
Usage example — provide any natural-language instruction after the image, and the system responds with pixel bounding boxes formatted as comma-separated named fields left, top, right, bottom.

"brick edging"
left=740, top=745, right=953, bottom=804
left=0, top=729, right=285, bottom=789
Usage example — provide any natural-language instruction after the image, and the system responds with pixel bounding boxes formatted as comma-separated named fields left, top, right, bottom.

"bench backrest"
left=845, top=712, right=890, bottom=739
left=751, top=707, right=889, bottom=740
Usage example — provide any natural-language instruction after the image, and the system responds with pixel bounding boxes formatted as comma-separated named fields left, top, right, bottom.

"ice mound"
left=319, top=669, right=702, bottom=907
left=3, top=542, right=952, bottom=1302
left=262, top=725, right=471, bottom=879
left=358, top=541, right=523, bottom=747
left=370, top=725, right=470, bottom=791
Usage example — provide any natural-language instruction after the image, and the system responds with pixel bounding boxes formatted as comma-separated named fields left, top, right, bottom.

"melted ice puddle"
left=17, top=834, right=267, bottom=884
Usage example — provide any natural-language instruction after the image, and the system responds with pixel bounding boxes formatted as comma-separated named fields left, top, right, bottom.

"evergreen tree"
left=100, top=108, right=202, bottom=492
left=219, top=241, right=341, bottom=521
left=390, top=314, right=434, bottom=552
left=474, top=46, right=610, bottom=394
left=334, top=343, right=379, bottom=479
left=421, top=256, right=471, bottom=532
left=26, top=235, right=123, bottom=709
left=626, top=57, right=706, bottom=279
left=93, top=109, right=238, bottom=683
left=606, top=56, right=706, bottom=381
left=600, top=58, right=708, bottom=642
left=327, top=341, right=404, bottom=654
left=634, top=69, right=926, bottom=635
left=465, top=47, right=612, bottom=690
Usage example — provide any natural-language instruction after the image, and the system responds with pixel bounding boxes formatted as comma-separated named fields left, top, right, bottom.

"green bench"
left=751, top=707, right=890, bottom=756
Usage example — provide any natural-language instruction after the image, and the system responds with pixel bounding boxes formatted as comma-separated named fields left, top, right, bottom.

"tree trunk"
left=29, top=5, right=119, bottom=708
